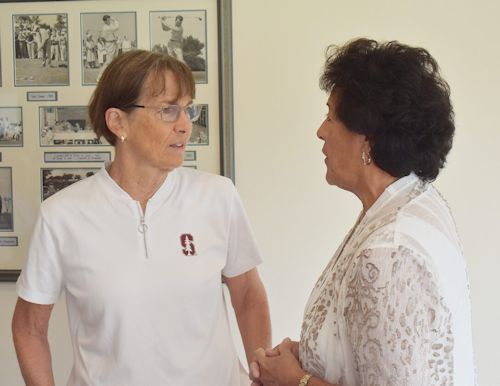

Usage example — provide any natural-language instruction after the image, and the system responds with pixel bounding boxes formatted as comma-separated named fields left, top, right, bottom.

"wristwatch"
left=299, top=373, right=312, bottom=386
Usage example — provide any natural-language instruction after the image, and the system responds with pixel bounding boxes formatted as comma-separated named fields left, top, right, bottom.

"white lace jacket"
left=299, top=174, right=475, bottom=386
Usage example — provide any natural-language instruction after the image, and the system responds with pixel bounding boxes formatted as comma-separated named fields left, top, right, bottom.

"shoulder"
left=176, top=167, right=235, bottom=194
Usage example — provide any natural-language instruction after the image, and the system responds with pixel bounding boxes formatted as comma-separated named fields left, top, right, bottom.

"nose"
left=317, top=120, right=326, bottom=141
left=173, top=109, right=192, bottom=134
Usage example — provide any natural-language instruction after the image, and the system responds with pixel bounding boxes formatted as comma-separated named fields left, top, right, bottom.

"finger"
left=279, top=337, right=294, bottom=352
left=249, top=361, right=260, bottom=379
left=265, top=347, right=280, bottom=357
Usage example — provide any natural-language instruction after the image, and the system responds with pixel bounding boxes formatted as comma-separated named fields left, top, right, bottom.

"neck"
left=355, top=167, right=398, bottom=213
left=108, top=150, right=171, bottom=212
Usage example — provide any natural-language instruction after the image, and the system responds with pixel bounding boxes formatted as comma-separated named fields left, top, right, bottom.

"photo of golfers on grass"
left=150, top=10, right=207, bottom=83
left=13, top=13, right=69, bottom=86
left=80, top=12, right=137, bottom=85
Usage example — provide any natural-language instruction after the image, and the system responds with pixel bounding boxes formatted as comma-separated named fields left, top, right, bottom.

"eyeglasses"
left=122, top=104, right=201, bottom=123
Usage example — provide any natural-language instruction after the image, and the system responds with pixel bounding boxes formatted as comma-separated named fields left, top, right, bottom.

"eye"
left=162, top=106, right=178, bottom=115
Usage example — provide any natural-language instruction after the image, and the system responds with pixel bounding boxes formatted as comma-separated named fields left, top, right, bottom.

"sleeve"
left=221, top=183, right=263, bottom=277
left=16, top=210, right=63, bottom=305
left=343, top=246, right=454, bottom=385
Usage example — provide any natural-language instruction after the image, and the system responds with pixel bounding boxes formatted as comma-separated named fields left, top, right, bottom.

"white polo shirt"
left=17, top=166, right=262, bottom=386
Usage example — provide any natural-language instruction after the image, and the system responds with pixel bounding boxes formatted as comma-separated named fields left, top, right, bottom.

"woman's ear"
left=104, top=107, right=128, bottom=140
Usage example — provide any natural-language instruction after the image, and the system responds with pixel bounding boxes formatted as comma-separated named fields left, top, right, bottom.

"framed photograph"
left=0, top=107, right=23, bottom=147
left=189, top=104, right=209, bottom=145
left=0, top=0, right=234, bottom=281
left=39, top=106, right=109, bottom=146
left=0, top=34, right=3, bottom=87
left=0, top=167, right=14, bottom=232
left=13, top=13, right=69, bottom=86
left=81, top=12, right=137, bottom=85
left=150, top=10, right=207, bottom=83
left=41, top=167, right=99, bottom=201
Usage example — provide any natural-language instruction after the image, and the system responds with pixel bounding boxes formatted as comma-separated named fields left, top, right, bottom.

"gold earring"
left=120, top=135, right=126, bottom=143
left=361, top=151, right=372, bottom=166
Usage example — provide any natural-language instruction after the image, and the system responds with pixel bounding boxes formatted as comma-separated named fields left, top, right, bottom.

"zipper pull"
left=138, top=215, right=150, bottom=259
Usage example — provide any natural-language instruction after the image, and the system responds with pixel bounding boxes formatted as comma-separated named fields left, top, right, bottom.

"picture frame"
left=41, top=167, right=99, bottom=201
left=0, top=107, right=23, bottom=147
left=0, top=167, right=14, bottom=232
left=39, top=105, right=108, bottom=146
left=13, top=12, right=70, bottom=86
left=80, top=11, right=138, bottom=85
left=0, top=0, right=235, bottom=281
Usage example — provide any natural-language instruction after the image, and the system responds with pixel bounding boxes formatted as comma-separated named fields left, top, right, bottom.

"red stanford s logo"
left=180, top=234, right=196, bottom=256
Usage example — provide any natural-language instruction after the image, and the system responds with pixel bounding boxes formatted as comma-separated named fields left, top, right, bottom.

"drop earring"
left=361, top=151, right=372, bottom=166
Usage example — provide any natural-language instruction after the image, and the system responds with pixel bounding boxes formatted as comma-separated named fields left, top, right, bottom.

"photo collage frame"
left=0, top=0, right=234, bottom=280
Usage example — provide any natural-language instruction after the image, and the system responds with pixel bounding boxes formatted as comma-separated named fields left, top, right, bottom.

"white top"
left=17, top=166, right=261, bottom=386
left=299, top=174, right=475, bottom=386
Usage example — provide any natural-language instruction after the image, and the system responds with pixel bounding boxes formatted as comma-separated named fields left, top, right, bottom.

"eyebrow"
left=156, top=98, right=193, bottom=106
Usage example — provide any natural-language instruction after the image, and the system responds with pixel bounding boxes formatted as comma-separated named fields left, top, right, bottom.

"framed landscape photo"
left=150, top=9, right=207, bottom=83
left=0, top=107, right=23, bottom=147
left=39, top=105, right=108, bottom=146
left=81, top=12, right=137, bottom=85
left=41, top=167, right=99, bottom=201
left=13, top=13, right=69, bottom=86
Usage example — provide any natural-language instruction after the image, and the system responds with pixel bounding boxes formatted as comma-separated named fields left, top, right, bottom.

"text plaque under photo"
left=44, top=151, right=111, bottom=163
left=0, top=236, right=18, bottom=247
left=27, top=91, right=58, bottom=102
left=184, top=151, right=196, bottom=162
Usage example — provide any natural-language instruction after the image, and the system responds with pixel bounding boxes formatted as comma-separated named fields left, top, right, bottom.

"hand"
left=250, top=345, right=280, bottom=385
left=253, top=338, right=304, bottom=386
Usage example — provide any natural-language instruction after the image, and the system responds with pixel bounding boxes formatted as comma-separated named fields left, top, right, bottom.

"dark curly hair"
left=320, top=38, right=454, bottom=181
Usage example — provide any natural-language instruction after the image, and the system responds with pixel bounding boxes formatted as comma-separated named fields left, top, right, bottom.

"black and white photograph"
left=0, top=35, right=3, bottom=87
left=81, top=12, right=137, bottom=85
left=189, top=104, right=208, bottom=145
left=0, top=167, right=13, bottom=232
left=13, top=13, right=69, bottom=86
left=150, top=10, right=207, bottom=83
left=0, top=107, right=23, bottom=147
left=39, top=106, right=108, bottom=146
left=41, top=168, right=99, bottom=201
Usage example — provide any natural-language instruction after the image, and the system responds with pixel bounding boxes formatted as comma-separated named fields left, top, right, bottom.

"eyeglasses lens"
left=160, top=105, right=201, bottom=122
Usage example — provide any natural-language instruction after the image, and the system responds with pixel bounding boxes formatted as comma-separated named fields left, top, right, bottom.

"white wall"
left=232, top=0, right=499, bottom=385
left=1, top=0, right=499, bottom=385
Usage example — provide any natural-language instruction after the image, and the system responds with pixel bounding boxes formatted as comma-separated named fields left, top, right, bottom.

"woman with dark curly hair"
left=251, top=39, right=475, bottom=386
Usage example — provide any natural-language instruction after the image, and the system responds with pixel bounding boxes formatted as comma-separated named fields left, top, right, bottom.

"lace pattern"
left=299, top=176, right=462, bottom=386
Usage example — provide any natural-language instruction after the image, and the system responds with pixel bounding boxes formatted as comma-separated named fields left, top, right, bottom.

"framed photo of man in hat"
left=80, top=11, right=137, bottom=85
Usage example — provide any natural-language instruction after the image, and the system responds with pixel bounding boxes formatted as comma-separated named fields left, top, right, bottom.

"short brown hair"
left=88, top=49, right=195, bottom=145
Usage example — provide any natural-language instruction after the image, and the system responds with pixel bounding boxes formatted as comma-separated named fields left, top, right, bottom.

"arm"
left=344, top=246, right=451, bottom=385
left=224, top=267, right=271, bottom=365
left=160, top=18, right=171, bottom=32
left=12, top=297, right=55, bottom=386
left=110, top=18, right=119, bottom=32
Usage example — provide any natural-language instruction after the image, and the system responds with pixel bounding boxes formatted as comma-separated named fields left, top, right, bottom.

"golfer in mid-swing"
left=160, top=15, right=185, bottom=63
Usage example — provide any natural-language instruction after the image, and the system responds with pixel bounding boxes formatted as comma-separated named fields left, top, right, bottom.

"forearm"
left=13, top=330, right=55, bottom=386
left=12, top=299, right=55, bottom=386
left=235, top=297, right=272, bottom=365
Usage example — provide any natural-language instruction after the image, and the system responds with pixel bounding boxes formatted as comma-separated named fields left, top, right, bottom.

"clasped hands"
left=250, top=338, right=306, bottom=386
